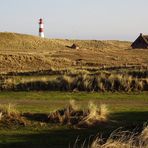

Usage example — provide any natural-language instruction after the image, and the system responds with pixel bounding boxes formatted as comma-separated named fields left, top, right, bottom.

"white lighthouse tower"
left=39, top=18, right=44, bottom=38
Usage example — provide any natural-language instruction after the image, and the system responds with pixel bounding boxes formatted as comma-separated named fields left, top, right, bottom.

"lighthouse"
left=39, top=18, right=44, bottom=38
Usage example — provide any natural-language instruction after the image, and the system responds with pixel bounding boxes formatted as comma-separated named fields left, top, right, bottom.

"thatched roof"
left=142, top=35, right=148, bottom=44
left=131, top=33, right=148, bottom=49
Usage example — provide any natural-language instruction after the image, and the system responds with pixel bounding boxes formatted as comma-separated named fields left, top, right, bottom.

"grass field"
left=0, top=91, right=147, bottom=148
left=0, top=91, right=148, bottom=112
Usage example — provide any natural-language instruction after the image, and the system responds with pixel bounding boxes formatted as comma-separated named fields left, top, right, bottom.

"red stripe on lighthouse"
left=39, top=28, right=44, bottom=32
left=39, top=18, right=43, bottom=24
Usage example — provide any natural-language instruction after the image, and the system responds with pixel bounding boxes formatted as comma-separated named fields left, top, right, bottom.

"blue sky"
left=0, top=0, right=148, bottom=40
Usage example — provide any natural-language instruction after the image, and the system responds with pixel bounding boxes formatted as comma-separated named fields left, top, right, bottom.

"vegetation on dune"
left=0, top=32, right=130, bottom=52
left=128, top=70, right=148, bottom=78
left=0, top=32, right=148, bottom=148
left=0, top=93, right=147, bottom=147
left=0, top=104, right=29, bottom=127
left=48, top=100, right=109, bottom=127
left=0, top=32, right=67, bottom=51
left=0, top=32, right=148, bottom=74
left=73, top=125, right=148, bottom=148
left=57, top=73, right=147, bottom=92
left=0, top=101, right=109, bottom=128
left=1, top=72, right=147, bottom=92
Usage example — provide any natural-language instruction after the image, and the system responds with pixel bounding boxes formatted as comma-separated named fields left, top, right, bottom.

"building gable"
left=131, top=33, right=148, bottom=49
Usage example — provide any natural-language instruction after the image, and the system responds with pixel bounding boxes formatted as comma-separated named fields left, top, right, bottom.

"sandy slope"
left=0, top=32, right=148, bottom=73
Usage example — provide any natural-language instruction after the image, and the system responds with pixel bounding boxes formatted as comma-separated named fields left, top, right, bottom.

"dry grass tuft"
left=0, top=103, right=18, bottom=116
left=0, top=112, right=3, bottom=121
left=69, top=100, right=79, bottom=111
left=79, top=103, right=109, bottom=127
left=73, top=125, right=148, bottom=148
left=140, top=125, right=148, bottom=144
left=48, top=100, right=109, bottom=127
left=0, top=104, right=29, bottom=127
left=91, top=126, right=148, bottom=148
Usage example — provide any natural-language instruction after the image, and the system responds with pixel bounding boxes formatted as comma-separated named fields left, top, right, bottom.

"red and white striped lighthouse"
left=39, top=18, right=44, bottom=38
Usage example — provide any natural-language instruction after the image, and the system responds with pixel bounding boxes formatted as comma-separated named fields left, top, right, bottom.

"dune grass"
left=1, top=73, right=148, bottom=92
left=0, top=32, right=148, bottom=74
left=0, top=32, right=130, bottom=52
left=82, top=125, right=148, bottom=148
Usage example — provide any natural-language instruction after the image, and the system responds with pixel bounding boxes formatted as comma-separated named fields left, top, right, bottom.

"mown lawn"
left=0, top=91, right=147, bottom=148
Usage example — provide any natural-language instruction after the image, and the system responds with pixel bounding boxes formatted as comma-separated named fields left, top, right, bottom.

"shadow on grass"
left=0, top=127, right=105, bottom=148
left=112, top=111, right=148, bottom=125
left=0, top=111, right=147, bottom=148
left=23, top=113, right=49, bottom=122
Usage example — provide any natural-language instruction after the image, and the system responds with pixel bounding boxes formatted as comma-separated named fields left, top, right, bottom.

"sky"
left=0, top=0, right=148, bottom=41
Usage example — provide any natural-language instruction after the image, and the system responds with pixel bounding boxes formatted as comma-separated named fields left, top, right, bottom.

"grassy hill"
left=0, top=32, right=148, bottom=73
left=0, top=32, right=130, bottom=51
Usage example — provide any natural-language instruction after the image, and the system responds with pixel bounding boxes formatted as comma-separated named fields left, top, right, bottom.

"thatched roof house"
left=131, top=33, right=148, bottom=49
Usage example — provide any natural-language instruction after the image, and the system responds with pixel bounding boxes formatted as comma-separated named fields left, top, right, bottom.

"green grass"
left=0, top=91, right=147, bottom=148
left=0, top=91, right=148, bottom=113
left=0, top=91, right=148, bottom=100
left=0, top=126, right=100, bottom=148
